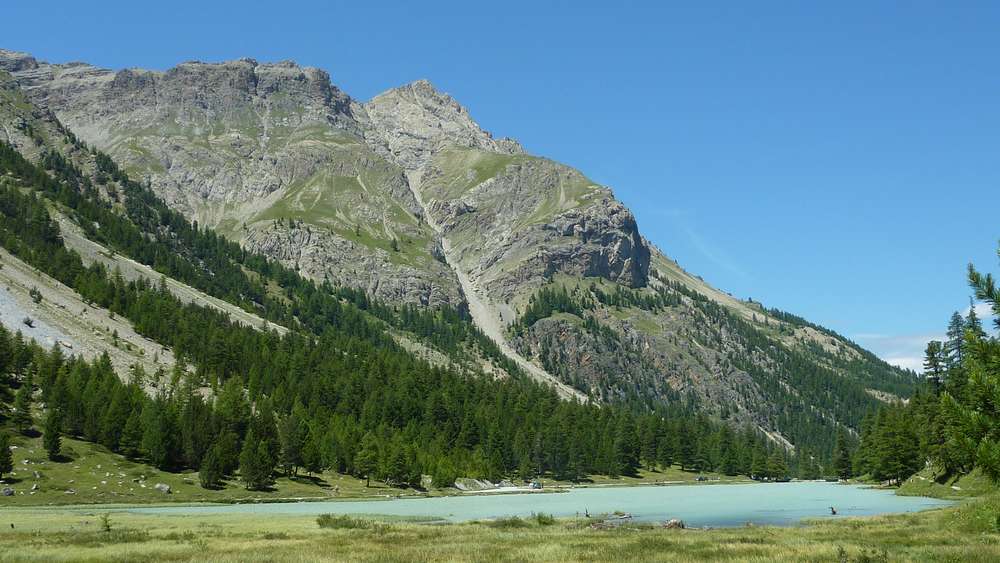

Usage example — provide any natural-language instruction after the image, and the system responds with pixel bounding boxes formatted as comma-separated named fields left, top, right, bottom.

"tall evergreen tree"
left=239, top=428, right=272, bottom=490
left=833, top=428, right=853, bottom=480
left=965, top=299, right=985, bottom=339
left=945, top=311, right=967, bottom=368
left=215, top=431, right=241, bottom=476
left=11, top=381, right=33, bottom=434
left=141, top=399, right=178, bottom=470
left=766, top=452, right=790, bottom=481
left=923, top=341, right=947, bottom=385
left=42, top=409, right=61, bottom=461
left=354, top=432, right=380, bottom=487
left=278, top=409, right=305, bottom=477
left=798, top=450, right=821, bottom=480
left=750, top=445, right=767, bottom=480
left=301, top=428, right=323, bottom=477
left=119, top=407, right=144, bottom=460
left=199, top=445, right=224, bottom=489
left=0, top=433, right=12, bottom=478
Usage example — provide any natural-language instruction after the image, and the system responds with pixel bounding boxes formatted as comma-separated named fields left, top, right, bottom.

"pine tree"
left=766, top=452, right=789, bottom=481
left=798, top=451, right=821, bottom=480
left=750, top=445, right=767, bottom=480
left=677, top=426, right=696, bottom=472
left=923, top=341, right=946, bottom=385
left=199, top=445, right=224, bottom=489
left=382, top=443, right=407, bottom=486
left=0, top=433, right=13, bottom=478
left=301, top=429, right=323, bottom=476
left=945, top=311, right=967, bottom=368
left=12, top=381, right=33, bottom=434
left=655, top=438, right=674, bottom=470
left=239, top=429, right=272, bottom=490
left=43, top=409, right=62, bottom=461
left=141, top=400, right=177, bottom=470
left=939, top=306, right=1000, bottom=479
left=431, top=456, right=458, bottom=489
left=833, top=428, right=853, bottom=480
left=613, top=415, right=640, bottom=476
left=278, top=410, right=305, bottom=477
left=214, top=431, right=241, bottom=475
left=870, top=407, right=921, bottom=484
left=966, top=299, right=985, bottom=339
left=119, top=407, right=144, bottom=459
left=355, top=432, right=380, bottom=487
left=639, top=419, right=658, bottom=470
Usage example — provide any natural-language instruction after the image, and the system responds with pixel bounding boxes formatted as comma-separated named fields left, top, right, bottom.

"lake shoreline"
left=19, top=481, right=949, bottom=530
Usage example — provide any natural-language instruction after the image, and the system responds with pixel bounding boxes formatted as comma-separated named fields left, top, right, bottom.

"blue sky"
left=6, top=1, right=999, bottom=370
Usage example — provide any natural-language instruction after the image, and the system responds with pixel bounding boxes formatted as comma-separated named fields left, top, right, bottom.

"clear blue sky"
left=7, top=1, right=999, bottom=370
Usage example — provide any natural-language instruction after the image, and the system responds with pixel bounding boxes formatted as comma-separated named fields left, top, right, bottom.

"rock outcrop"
left=3, top=50, right=460, bottom=306
left=362, top=79, right=523, bottom=170
left=0, top=49, right=915, bottom=445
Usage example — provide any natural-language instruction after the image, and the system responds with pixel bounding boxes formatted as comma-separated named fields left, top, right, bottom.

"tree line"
left=845, top=255, right=1000, bottom=486
left=0, top=138, right=789, bottom=489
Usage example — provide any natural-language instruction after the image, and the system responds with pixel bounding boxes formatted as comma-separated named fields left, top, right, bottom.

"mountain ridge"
left=0, top=48, right=917, bottom=457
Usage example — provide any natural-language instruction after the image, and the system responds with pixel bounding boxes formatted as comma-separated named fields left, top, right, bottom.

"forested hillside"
left=0, top=51, right=923, bottom=457
left=0, top=51, right=930, bottom=494
left=0, top=104, right=791, bottom=491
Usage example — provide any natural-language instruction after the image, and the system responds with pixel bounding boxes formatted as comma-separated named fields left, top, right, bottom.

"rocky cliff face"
left=0, top=48, right=916, bottom=447
left=361, top=79, right=523, bottom=170
left=3, top=50, right=650, bottom=314
left=420, top=149, right=650, bottom=306
left=4, top=50, right=461, bottom=306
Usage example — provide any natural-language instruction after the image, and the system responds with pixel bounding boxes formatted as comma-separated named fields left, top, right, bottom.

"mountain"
left=0, top=48, right=917, bottom=457
left=0, top=65, right=780, bottom=487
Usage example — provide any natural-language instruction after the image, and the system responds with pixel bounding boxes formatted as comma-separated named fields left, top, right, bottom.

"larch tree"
left=354, top=432, right=380, bottom=487
left=12, top=381, right=33, bottom=434
left=0, top=433, right=13, bottom=478
left=42, top=409, right=61, bottom=461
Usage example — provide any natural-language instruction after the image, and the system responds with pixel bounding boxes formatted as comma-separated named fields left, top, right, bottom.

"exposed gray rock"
left=0, top=49, right=912, bottom=445
left=4, top=54, right=463, bottom=306
left=0, top=49, right=38, bottom=72
left=362, top=79, right=523, bottom=170
left=153, top=483, right=171, bottom=494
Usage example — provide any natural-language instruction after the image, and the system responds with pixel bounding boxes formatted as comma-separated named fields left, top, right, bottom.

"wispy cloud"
left=681, top=226, right=751, bottom=280
left=973, top=302, right=994, bottom=320
left=854, top=332, right=944, bottom=373
left=855, top=302, right=996, bottom=373
left=882, top=356, right=926, bottom=372
left=639, top=207, right=751, bottom=281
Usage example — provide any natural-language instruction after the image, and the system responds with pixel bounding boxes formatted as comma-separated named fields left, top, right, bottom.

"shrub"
left=316, top=514, right=384, bottom=530
left=533, top=512, right=556, bottom=526
left=484, top=516, right=529, bottom=529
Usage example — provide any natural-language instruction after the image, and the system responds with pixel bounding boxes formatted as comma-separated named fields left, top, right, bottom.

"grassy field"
left=0, top=430, right=742, bottom=507
left=4, top=429, right=996, bottom=560
left=896, top=467, right=996, bottom=500
left=0, top=491, right=997, bottom=561
left=0, top=433, right=410, bottom=506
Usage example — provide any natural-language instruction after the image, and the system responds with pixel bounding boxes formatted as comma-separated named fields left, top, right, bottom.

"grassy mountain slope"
left=0, top=49, right=919, bottom=460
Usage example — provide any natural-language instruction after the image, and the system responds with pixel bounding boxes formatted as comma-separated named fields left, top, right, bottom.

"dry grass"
left=0, top=494, right=997, bottom=562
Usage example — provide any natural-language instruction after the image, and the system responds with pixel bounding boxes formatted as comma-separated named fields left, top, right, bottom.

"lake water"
left=124, top=482, right=951, bottom=527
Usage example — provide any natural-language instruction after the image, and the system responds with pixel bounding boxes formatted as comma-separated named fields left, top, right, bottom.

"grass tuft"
left=316, top=514, right=388, bottom=531
left=483, top=516, right=530, bottom=529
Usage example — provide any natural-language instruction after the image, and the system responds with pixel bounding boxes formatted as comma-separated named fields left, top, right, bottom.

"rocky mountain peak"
left=362, top=79, right=523, bottom=170
left=0, top=49, right=39, bottom=72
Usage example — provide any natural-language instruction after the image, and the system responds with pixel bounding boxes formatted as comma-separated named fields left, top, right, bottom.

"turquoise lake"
left=123, top=482, right=952, bottom=527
